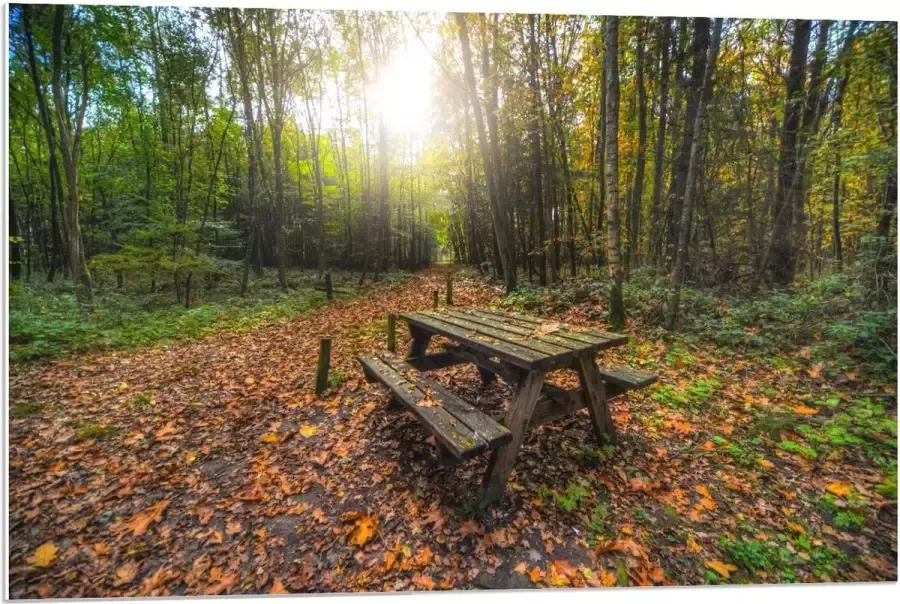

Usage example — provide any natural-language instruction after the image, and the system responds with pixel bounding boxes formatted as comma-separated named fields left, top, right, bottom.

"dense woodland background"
left=6, top=6, right=898, bottom=348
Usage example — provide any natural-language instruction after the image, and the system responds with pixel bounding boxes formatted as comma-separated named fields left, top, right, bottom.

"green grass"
left=9, top=268, right=413, bottom=364
left=74, top=422, right=120, bottom=441
left=10, top=402, right=42, bottom=418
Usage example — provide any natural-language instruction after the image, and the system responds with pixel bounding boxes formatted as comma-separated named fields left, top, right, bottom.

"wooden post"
left=432, top=290, right=439, bottom=309
left=387, top=314, right=397, bottom=352
left=325, top=272, right=333, bottom=300
left=315, top=337, right=332, bottom=395
left=446, top=272, right=453, bottom=305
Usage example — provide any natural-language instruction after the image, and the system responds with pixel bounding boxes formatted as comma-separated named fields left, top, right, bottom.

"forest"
left=6, top=4, right=899, bottom=597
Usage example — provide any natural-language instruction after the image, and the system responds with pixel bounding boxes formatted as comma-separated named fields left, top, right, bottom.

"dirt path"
left=7, top=268, right=897, bottom=597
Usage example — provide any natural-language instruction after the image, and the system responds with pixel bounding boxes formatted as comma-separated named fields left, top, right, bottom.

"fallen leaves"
left=299, top=424, right=318, bottom=438
left=705, top=560, right=737, bottom=579
left=26, top=542, right=58, bottom=568
left=114, top=561, right=141, bottom=586
left=792, top=405, right=819, bottom=415
left=826, top=481, right=853, bottom=497
left=117, top=500, right=169, bottom=537
left=260, top=432, right=281, bottom=444
left=343, top=511, right=378, bottom=547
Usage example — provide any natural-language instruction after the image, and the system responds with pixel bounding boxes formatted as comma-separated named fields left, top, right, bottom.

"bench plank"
left=357, top=354, right=487, bottom=460
left=596, top=365, right=657, bottom=390
left=383, top=355, right=511, bottom=447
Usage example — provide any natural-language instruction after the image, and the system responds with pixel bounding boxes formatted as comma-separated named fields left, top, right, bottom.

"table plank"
left=421, top=311, right=573, bottom=357
left=453, top=309, right=612, bottom=351
left=475, top=309, right=628, bottom=347
left=401, top=312, right=546, bottom=369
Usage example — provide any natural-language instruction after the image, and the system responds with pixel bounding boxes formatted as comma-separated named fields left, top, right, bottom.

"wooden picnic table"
left=397, top=308, right=646, bottom=507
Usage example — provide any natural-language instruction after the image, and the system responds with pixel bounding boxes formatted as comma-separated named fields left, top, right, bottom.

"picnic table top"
left=400, top=308, right=628, bottom=371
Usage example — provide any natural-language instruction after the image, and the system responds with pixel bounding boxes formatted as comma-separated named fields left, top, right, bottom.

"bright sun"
left=374, top=44, right=432, bottom=135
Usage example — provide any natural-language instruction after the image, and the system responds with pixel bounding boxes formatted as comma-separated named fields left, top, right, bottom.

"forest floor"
left=7, top=267, right=897, bottom=597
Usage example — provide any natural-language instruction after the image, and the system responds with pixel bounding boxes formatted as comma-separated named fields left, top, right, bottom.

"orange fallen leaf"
left=349, top=514, right=378, bottom=547
left=260, top=432, right=281, bottom=444
left=513, top=561, right=527, bottom=574
left=695, top=485, right=711, bottom=498
left=121, top=500, right=169, bottom=537
left=599, top=569, right=617, bottom=587
left=114, top=561, right=140, bottom=585
left=26, top=542, right=58, bottom=568
left=792, top=405, right=818, bottom=415
left=528, top=566, right=543, bottom=584
left=786, top=521, right=806, bottom=534
left=826, top=482, right=852, bottom=497
left=705, top=560, right=737, bottom=578
left=299, top=424, right=318, bottom=438
left=269, top=578, right=289, bottom=594
left=759, top=459, right=774, bottom=469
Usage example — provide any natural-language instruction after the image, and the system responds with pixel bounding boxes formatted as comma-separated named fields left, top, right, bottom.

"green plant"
left=10, top=402, right=42, bottom=418
left=582, top=504, right=609, bottom=533
left=75, top=422, right=119, bottom=441
left=131, top=392, right=155, bottom=408
left=554, top=482, right=589, bottom=512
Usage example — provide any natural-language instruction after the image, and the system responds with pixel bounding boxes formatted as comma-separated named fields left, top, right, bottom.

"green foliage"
left=74, top=422, right=119, bottom=441
left=8, top=269, right=379, bottom=364
left=553, top=482, right=589, bottom=512
left=10, top=403, right=42, bottom=418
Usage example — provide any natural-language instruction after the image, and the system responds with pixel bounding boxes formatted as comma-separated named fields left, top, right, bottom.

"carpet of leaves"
left=8, top=268, right=897, bottom=597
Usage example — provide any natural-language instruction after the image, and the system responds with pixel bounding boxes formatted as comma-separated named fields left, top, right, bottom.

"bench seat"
left=356, top=353, right=512, bottom=461
left=595, top=364, right=657, bottom=390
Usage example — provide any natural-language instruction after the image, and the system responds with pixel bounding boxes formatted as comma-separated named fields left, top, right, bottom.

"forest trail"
left=8, top=269, right=897, bottom=597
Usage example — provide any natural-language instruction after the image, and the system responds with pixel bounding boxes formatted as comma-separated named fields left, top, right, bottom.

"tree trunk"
left=528, top=14, right=547, bottom=285
left=667, top=19, right=723, bottom=330
left=604, top=17, right=625, bottom=330
left=769, top=20, right=810, bottom=287
left=50, top=5, right=93, bottom=300
left=630, top=20, right=648, bottom=273
left=650, top=17, right=671, bottom=268
left=455, top=13, right=516, bottom=293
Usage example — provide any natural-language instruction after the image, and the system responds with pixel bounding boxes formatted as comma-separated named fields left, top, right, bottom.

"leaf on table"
left=416, top=397, right=440, bottom=408
left=26, top=542, right=58, bottom=568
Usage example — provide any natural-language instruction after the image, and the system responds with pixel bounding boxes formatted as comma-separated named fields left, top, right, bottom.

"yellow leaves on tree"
left=26, top=542, right=58, bottom=568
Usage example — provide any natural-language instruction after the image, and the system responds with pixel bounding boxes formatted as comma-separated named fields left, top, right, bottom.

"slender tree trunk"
left=667, top=19, right=723, bottom=330
left=630, top=20, right=648, bottom=272
left=604, top=17, right=625, bottom=330
left=650, top=18, right=671, bottom=268
left=528, top=14, right=547, bottom=285
left=769, top=20, right=810, bottom=286
left=50, top=5, right=93, bottom=300
left=455, top=13, right=516, bottom=293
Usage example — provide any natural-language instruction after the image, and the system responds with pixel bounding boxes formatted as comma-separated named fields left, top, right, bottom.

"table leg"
left=407, top=325, right=433, bottom=359
left=574, top=353, right=616, bottom=445
left=478, top=368, right=546, bottom=508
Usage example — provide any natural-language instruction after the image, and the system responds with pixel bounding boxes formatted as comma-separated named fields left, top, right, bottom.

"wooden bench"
left=356, top=353, right=512, bottom=462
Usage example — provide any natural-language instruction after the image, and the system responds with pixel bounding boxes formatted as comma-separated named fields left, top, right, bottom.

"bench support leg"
left=574, top=354, right=616, bottom=445
left=478, top=368, right=546, bottom=508
left=407, top=325, right=433, bottom=359
left=477, top=367, right=497, bottom=387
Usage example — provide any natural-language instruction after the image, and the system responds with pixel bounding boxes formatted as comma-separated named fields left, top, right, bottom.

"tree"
left=604, top=16, right=625, bottom=330
left=455, top=12, right=516, bottom=293
left=667, top=19, right=724, bottom=330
